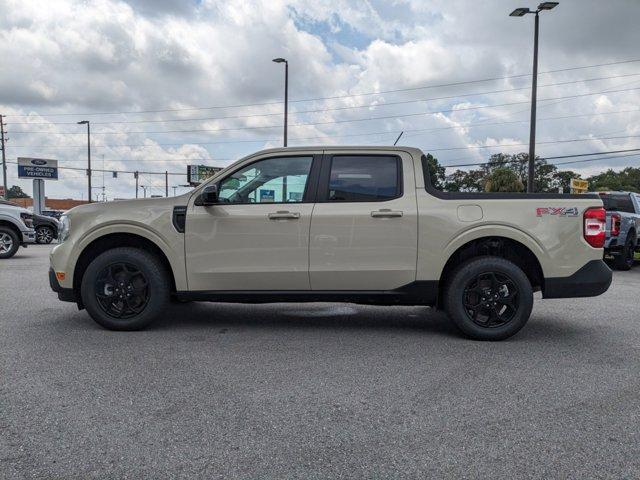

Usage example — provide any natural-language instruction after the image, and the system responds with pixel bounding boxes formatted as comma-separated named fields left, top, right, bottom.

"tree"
left=424, top=153, right=446, bottom=190
left=553, top=170, right=581, bottom=193
left=444, top=169, right=486, bottom=192
left=484, top=167, right=525, bottom=192
left=587, top=167, right=640, bottom=192
left=7, top=185, right=29, bottom=199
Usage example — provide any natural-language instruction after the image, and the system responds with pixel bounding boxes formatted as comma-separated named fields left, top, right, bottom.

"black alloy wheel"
left=94, top=262, right=150, bottom=319
left=444, top=256, right=533, bottom=341
left=462, top=271, right=519, bottom=328
left=36, top=226, right=54, bottom=244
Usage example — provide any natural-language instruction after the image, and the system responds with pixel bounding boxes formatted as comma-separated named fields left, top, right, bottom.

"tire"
left=613, top=234, right=635, bottom=271
left=0, top=226, right=20, bottom=259
left=36, top=226, right=54, bottom=244
left=444, top=256, right=534, bottom=341
left=80, top=247, right=170, bottom=331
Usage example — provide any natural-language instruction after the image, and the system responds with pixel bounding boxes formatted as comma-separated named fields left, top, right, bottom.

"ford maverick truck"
left=49, top=147, right=612, bottom=340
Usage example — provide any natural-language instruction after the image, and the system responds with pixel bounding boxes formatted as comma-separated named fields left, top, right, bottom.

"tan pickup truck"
left=49, top=146, right=612, bottom=340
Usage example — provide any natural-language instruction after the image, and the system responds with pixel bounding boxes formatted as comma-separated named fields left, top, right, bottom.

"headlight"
left=58, top=215, right=71, bottom=242
left=20, top=212, right=34, bottom=229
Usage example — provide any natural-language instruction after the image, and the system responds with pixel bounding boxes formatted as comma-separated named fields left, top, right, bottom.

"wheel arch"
left=73, top=232, right=178, bottom=306
left=437, top=236, right=544, bottom=308
left=0, top=219, right=22, bottom=239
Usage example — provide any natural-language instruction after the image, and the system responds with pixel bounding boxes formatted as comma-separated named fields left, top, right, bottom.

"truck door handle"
left=268, top=211, right=300, bottom=220
left=371, top=209, right=403, bottom=218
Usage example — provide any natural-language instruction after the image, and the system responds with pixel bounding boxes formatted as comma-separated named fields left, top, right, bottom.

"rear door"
left=309, top=151, right=418, bottom=291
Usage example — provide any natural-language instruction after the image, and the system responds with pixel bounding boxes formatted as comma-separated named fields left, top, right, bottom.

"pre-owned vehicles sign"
left=17, top=158, right=59, bottom=180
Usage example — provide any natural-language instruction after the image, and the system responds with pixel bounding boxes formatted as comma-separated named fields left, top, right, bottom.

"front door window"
left=218, top=156, right=313, bottom=204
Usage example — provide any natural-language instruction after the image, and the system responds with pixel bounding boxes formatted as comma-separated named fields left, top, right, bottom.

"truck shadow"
left=149, top=301, right=462, bottom=338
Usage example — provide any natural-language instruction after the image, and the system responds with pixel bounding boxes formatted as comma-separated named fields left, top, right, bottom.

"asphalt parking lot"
left=1, top=244, right=639, bottom=479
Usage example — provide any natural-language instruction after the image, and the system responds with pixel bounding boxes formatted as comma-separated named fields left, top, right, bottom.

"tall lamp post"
left=272, top=57, right=288, bottom=147
left=510, top=1, right=559, bottom=193
left=77, top=120, right=92, bottom=202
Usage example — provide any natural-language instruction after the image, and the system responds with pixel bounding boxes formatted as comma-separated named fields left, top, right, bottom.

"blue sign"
left=17, top=157, right=59, bottom=180
left=260, top=189, right=275, bottom=202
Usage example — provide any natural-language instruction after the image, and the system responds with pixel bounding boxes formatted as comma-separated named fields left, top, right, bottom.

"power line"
left=6, top=85, right=640, bottom=139
left=5, top=58, right=640, bottom=118
left=7, top=131, right=640, bottom=154
left=11, top=72, right=640, bottom=129
left=428, top=134, right=640, bottom=153
left=442, top=148, right=640, bottom=168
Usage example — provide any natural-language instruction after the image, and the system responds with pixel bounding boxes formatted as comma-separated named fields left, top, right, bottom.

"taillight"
left=584, top=207, right=606, bottom=248
left=610, top=213, right=621, bottom=236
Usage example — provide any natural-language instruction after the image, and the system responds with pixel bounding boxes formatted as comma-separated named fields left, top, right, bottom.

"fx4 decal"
left=536, top=207, right=579, bottom=217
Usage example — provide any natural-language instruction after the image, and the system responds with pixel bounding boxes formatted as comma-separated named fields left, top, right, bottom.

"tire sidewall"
left=81, top=247, right=170, bottom=330
left=445, top=256, right=534, bottom=341
left=0, top=227, right=20, bottom=259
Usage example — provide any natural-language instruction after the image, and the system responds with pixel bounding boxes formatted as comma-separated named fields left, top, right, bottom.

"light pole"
left=510, top=1, right=559, bottom=193
left=77, top=120, right=91, bottom=202
left=272, top=57, right=288, bottom=147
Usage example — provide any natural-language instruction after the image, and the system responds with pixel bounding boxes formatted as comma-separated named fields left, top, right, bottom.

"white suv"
left=0, top=199, right=36, bottom=259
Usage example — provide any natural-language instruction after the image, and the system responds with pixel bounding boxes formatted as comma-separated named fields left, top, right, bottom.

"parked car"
left=0, top=199, right=36, bottom=259
left=34, top=214, right=60, bottom=244
left=599, top=191, right=640, bottom=270
left=49, top=147, right=612, bottom=340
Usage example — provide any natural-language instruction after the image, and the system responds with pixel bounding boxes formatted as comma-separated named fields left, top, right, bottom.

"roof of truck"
left=247, top=146, right=425, bottom=156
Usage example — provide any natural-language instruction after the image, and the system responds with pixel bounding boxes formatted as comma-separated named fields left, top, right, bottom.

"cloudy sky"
left=1, top=0, right=639, bottom=200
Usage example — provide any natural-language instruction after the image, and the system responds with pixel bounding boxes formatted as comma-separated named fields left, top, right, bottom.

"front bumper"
left=543, top=260, right=612, bottom=299
left=21, top=229, right=36, bottom=245
left=48, top=268, right=77, bottom=303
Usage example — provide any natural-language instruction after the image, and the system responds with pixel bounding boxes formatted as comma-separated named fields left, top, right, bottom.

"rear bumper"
left=48, top=268, right=77, bottom=303
left=543, top=260, right=612, bottom=299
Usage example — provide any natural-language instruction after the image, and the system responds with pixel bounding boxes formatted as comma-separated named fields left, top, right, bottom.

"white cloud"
left=0, top=0, right=639, bottom=200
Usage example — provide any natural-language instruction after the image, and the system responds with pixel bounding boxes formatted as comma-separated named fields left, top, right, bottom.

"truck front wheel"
left=444, top=256, right=533, bottom=341
left=80, top=247, right=170, bottom=331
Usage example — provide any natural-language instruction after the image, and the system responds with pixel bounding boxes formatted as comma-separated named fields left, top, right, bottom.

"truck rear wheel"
left=80, top=247, right=170, bottom=331
left=444, top=256, right=533, bottom=341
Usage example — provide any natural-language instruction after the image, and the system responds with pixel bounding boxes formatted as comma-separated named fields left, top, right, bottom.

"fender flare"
left=438, top=224, right=548, bottom=278
left=72, top=222, right=186, bottom=290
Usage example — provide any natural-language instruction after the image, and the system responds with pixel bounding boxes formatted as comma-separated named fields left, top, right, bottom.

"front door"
left=309, top=152, right=418, bottom=291
left=185, top=154, right=319, bottom=291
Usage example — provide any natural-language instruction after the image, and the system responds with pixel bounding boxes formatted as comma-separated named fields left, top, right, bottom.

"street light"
left=510, top=1, right=559, bottom=193
left=272, top=57, right=288, bottom=147
left=77, top=120, right=91, bottom=202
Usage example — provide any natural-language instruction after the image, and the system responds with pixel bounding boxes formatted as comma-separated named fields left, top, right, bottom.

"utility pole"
left=77, top=120, right=91, bottom=202
left=135, top=171, right=139, bottom=198
left=165, top=171, right=169, bottom=197
left=0, top=115, right=7, bottom=200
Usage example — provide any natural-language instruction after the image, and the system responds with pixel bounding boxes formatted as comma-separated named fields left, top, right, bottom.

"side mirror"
left=199, top=184, right=218, bottom=205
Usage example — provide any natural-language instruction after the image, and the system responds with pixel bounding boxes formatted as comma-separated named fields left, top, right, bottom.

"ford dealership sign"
left=17, top=157, right=59, bottom=180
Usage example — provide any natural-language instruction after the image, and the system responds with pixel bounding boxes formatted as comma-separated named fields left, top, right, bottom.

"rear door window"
left=326, top=155, right=401, bottom=202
